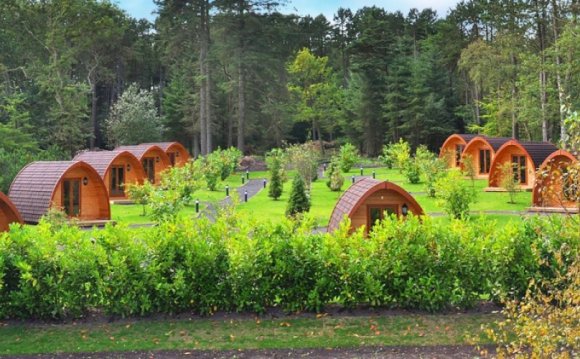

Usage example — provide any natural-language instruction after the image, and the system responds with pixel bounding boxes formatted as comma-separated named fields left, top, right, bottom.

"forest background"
left=0, top=0, right=578, bottom=162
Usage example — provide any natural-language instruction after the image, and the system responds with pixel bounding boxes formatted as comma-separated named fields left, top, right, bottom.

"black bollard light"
left=360, top=167, right=363, bottom=176
left=246, top=170, right=249, bottom=180
left=244, top=190, right=248, bottom=202
left=263, top=178, right=267, bottom=188
left=351, top=175, right=355, bottom=184
left=372, top=170, right=376, bottom=179
left=226, top=185, right=230, bottom=197
left=195, top=199, right=200, bottom=213
left=241, top=175, right=245, bottom=184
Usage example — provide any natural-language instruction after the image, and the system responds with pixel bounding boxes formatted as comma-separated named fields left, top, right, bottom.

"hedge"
left=0, top=214, right=577, bottom=319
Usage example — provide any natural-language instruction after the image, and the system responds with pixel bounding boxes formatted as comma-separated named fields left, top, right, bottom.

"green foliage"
left=0, top=215, right=577, bottom=319
left=402, top=158, right=421, bottom=184
left=382, top=139, right=411, bottom=173
left=105, top=84, right=163, bottom=147
left=267, top=154, right=283, bottom=200
left=126, top=181, right=155, bottom=216
left=286, top=143, right=320, bottom=188
left=266, top=148, right=288, bottom=183
left=338, top=143, right=359, bottom=173
left=499, top=162, right=520, bottom=204
left=419, top=156, right=447, bottom=197
left=202, top=156, right=222, bottom=192
left=286, top=175, right=310, bottom=217
left=461, top=153, right=477, bottom=185
left=434, top=169, right=477, bottom=219
left=325, top=157, right=344, bottom=191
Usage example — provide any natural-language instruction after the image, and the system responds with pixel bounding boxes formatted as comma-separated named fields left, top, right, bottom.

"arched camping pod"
left=9, top=161, right=111, bottom=224
left=487, top=140, right=558, bottom=190
left=74, top=150, right=147, bottom=199
left=532, top=150, right=578, bottom=211
left=461, top=136, right=511, bottom=179
left=142, top=142, right=190, bottom=167
left=116, top=144, right=171, bottom=184
left=0, top=192, right=23, bottom=232
left=327, top=178, right=424, bottom=235
left=439, top=134, right=477, bottom=168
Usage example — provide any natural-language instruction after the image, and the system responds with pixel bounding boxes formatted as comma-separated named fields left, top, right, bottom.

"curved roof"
left=537, top=149, right=578, bottom=170
left=494, top=140, right=559, bottom=169
left=74, top=150, right=144, bottom=177
left=8, top=161, right=107, bottom=223
left=116, top=144, right=171, bottom=163
left=462, top=136, right=513, bottom=154
left=328, top=178, right=424, bottom=232
left=439, top=134, right=477, bottom=156
left=141, top=142, right=187, bottom=153
left=0, top=191, right=23, bottom=227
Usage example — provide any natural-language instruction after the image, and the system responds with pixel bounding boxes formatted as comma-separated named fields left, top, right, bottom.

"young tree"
left=326, top=157, right=344, bottom=191
left=435, top=169, right=477, bottom=219
left=268, top=154, right=283, bottom=200
left=286, top=175, right=310, bottom=217
left=499, top=162, right=520, bottom=204
left=338, top=142, right=359, bottom=173
left=106, top=84, right=163, bottom=147
left=461, top=153, right=477, bottom=187
left=286, top=143, right=320, bottom=189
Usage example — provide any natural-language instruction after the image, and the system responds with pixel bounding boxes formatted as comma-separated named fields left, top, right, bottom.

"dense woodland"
left=0, top=0, right=579, bottom=161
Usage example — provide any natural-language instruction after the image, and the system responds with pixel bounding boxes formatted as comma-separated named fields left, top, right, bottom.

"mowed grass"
left=0, top=313, right=498, bottom=355
left=111, top=167, right=533, bottom=227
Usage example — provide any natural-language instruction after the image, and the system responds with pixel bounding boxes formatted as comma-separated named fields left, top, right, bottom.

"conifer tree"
left=268, top=156, right=283, bottom=200
left=286, top=175, right=310, bottom=216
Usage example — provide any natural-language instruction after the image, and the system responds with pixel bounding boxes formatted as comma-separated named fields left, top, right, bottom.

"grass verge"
left=0, top=313, right=499, bottom=355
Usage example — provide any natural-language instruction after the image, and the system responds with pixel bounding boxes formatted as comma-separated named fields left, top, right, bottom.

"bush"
left=325, top=157, right=344, bottom=191
left=268, top=155, right=283, bottom=200
left=499, top=162, right=520, bottom=204
left=126, top=181, right=155, bottom=216
left=338, top=143, right=359, bottom=173
left=382, top=139, right=411, bottom=173
left=435, top=169, right=477, bottom=219
left=286, top=175, right=310, bottom=217
left=286, top=143, right=320, bottom=188
left=0, top=214, right=577, bottom=319
left=403, top=158, right=421, bottom=184
left=461, top=153, right=476, bottom=185
left=419, top=157, right=447, bottom=197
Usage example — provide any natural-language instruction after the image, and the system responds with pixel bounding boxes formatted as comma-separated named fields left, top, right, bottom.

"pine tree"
left=268, top=156, right=283, bottom=200
left=286, top=175, right=310, bottom=216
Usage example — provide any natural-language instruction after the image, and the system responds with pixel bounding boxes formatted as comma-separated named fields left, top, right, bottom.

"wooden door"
left=142, top=157, right=155, bottom=183
left=479, top=149, right=491, bottom=174
left=168, top=152, right=176, bottom=166
left=110, top=165, right=125, bottom=197
left=62, top=179, right=81, bottom=217
left=455, top=145, right=464, bottom=166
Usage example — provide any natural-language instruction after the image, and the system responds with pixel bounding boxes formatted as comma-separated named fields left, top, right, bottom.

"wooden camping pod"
left=0, top=191, right=23, bottom=232
left=116, top=144, right=171, bottom=184
left=460, top=136, right=511, bottom=179
left=141, top=142, right=190, bottom=167
left=532, top=150, right=578, bottom=211
left=487, top=140, right=558, bottom=190
left=8, top=161, right=111, bottom=224
left=74, top=150, right=147, bottom=199
left=327, top=178, right=424, bottom=235
left=439, top=134, right=477, bottom=168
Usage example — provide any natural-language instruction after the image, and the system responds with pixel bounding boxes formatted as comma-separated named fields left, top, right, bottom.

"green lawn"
left=0, top=313, right=498, bottom=355
left=112, top=167, right=533, bottom=227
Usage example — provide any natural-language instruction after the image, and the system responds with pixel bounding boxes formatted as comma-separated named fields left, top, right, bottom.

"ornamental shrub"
left=286, top=175, right=310, bottom=216
left=338, top=143, right=359, bottom=173
left=435, top=169, right=477, bottom=219
left=268, top=154, right=283, bottom=200
left=325, top=157, right=344, bottom=191
left=403, top=158, right=421, bottom=184
left=382, top=139, right=411, bottom=173
left=499, top=162, right=520, bottom=204
left=286, top=143, right=320, bottom=188
left=419, top=157, right=447, bottom=197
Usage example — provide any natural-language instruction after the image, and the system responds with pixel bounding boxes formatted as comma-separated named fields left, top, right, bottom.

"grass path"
left=0, top=312, right=499, bottom=355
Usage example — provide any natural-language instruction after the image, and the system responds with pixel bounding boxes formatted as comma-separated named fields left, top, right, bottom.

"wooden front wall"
left=349, top=189, right=421, bottom=233
left=489, top=146, right=535, bottom=188
left=51, top=167, right=110, bottom=220
left=103, top=155, right=145, bottom=198
left=441, top=138, right=465, bottom=168
left=534, top=157, right=576, bottom=208
left=0, top=202, right=20, bottom=231
left=144, top=149, right=170, bottom=184
left=167, top=145, right=189, bottom=167
left=462, top=140, right=492, bottom=179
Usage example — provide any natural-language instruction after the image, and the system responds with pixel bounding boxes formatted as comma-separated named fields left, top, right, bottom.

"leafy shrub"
left=325, top=157, right=344, bottom=191
left=127, top=181, right=155, bottom=215
left=419, top=157, right=447, bottom=197
left=499, top=162, right=520, bottom=204
left=435, top=169, right=477, bottom=219
left=382, top=139, right=411, bottom=173
left=461, top=153, right=476, bottom=185
left=286, top=175, right=310, bottom=217
left=265, top=148, right=288, bottom=183
left=286, top=142, right=320, bottom=188
left=202, top=156, right=222, bottom=191
left=0, top=214, right=577, bottom=319
left=268, top=154, right=283, bottom=200
left=338, top=143, right=359, bottom=173
left=403, top=158, right=421, bottom=184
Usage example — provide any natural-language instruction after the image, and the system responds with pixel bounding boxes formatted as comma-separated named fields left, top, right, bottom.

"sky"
left=114, top=0, right=460, bottom=22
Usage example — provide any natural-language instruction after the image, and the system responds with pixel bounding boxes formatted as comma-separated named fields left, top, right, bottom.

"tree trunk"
left=204, top=0, right=212, bottom=154
left=90, top=80, right=98, bottom=149
left=236, top=2, right=246, bottom=153
left=536, top=0, right=549, bottom=141
left=551, top=0, right=567, bottom=144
